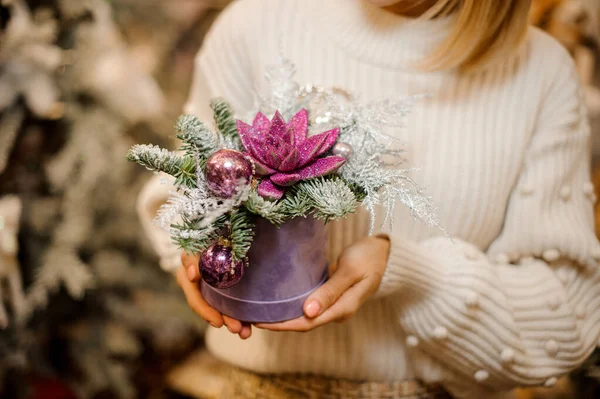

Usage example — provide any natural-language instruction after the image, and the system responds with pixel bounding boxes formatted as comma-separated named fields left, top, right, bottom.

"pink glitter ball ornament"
left=236, top=109, right=346, bottom=200
left=200, top=243, right=245, bottom=289
left=204, top=149, right=253, bottom=198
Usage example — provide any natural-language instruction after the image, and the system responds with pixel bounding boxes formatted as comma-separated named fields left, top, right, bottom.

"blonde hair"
left=420, top=0, right=532, bottom=72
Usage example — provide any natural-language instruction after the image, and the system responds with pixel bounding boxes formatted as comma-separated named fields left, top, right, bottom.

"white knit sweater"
left=137, top=0, right=600, bottom=397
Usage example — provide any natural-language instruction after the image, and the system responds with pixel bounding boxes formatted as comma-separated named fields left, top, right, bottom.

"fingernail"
left=210, top=322, right=219, bottom=328
left=305, top=300, right=320, bottom=318
left=187, top=266, right=198, bottom=281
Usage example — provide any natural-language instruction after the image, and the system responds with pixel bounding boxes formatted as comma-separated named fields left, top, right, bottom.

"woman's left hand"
left=255, top=236, right=390, bottom=332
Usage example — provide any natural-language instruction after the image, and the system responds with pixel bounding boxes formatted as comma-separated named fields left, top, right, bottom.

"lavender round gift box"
left=200, top=216, right=328, bottom=323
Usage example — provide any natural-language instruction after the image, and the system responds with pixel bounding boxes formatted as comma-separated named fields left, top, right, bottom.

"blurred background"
left=1, top=0, right=600, bottom=398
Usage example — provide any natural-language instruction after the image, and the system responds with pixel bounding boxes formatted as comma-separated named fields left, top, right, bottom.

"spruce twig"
left=170, top=215, right=228, bottom=255
left=175, top=115, right=220, bottom=165
left=126, top=144, right=197, bottom=189
left=229, top=209, right=255, bottom=261
left=243, top=190, right=287, bottom=226
left=127, top=145, right=182, bottom=176
left=299, top=177, right=359, bottom=223
left=242, top=178, right=358, bottom=225
left=210, top=98, right=239, bottom=139
left=170, top=224, right=217, bottom=255
left=281, top=186, right=311, bottom=219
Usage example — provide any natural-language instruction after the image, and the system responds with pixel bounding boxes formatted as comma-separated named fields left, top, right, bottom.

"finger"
left=256, top=315, right=313, bottom=332
left=181, top=251, right=198, bottom=267
left=181, top=252, right=200, bottom=282
left=328, top=262, right=338, bottom=277
left=223, top=315, right=243, bottom=334
left=239, top=323, right=252, bottom=339
left=303, top=265, right=358, bottom=318
left=176, top=267, right=224, bottom=328
left=258, top=282, right=365, bottom=331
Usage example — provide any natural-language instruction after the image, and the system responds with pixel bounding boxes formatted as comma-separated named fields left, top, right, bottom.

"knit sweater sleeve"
left=376, top=49, right=600, bottom=396
left=137, top=2, right=254, bottom=272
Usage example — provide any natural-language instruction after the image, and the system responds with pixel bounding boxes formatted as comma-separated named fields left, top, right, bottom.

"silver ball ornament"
left=331, top=142, right=353, bottom=159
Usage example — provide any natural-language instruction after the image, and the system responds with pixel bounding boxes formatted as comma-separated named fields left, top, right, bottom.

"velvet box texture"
left=200, top=216, right=328, bottom=323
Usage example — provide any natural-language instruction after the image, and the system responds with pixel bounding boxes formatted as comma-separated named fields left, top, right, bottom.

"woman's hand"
left=176, top=252, right=252, bottom=339
left=255, top=236, right=390, bottom=332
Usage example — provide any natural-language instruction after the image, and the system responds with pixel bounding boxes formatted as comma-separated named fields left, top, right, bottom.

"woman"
left=138, top=0, right=600, bottom=397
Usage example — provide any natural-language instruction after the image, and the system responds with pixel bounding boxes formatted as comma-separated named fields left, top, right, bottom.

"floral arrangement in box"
left=127, top=58, right=439, bottom=322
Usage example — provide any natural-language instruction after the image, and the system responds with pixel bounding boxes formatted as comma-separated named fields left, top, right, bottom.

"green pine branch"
left=211, top=98, right=239, bottom=139
left=344, top=179, right=368, bottom=202
left=173, top=236, right=210, bottom=256
left=175, top=114, right=220, bottom=165
left=281, top=186, right=312, bottom=219
left=229, top=209, right=255, bottom=261
left=243, top=177, right=359, bottom=225
left=127, top=144, right=181, bottom=175
left=172, top=210, right=255, bottom=261
left=243, top=190, right=287, bottom=226
left=171, top=215, right=228, bottom=255
left=174, top=156, right=198, bottom=189
left=126, top=144, right=197, bottom=188
left=298, top=177, right=359, bottom=223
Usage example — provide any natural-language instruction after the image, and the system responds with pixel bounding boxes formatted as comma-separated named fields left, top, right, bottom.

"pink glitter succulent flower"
left=237, top=109, right=346, bottom=200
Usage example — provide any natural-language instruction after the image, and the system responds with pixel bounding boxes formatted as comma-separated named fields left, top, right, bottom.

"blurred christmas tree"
left=0, top=0, right=229, bottom=397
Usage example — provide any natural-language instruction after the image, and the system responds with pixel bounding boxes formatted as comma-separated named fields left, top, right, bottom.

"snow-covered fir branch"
left=127, top=144, right=197, bottom=188
left=170, top=223, right=222, bottom=255
left=229, top=209, right=255, bottom=261
left=157, top=181, right=250, bottom=231
left=127, top=144, right=182, bottom=176
left=300, top=178, right=359, bottom=223
left=243, top=190, right=287, bottom=226
left=175, top=114, right=221, bottom=161
left=210, top=98, right=240, bottom=140
left=280, top=188, right=312, bottom=220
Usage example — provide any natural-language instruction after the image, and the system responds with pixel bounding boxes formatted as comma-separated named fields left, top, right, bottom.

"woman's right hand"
left=177, top=252, right=252, bottom=339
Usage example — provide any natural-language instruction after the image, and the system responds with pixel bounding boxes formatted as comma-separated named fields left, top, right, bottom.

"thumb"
left=303, top=265, right=356, bottom=318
